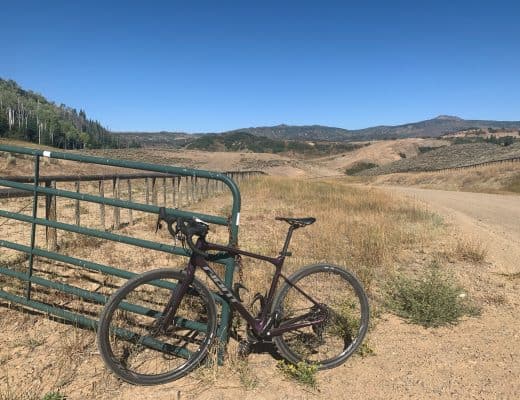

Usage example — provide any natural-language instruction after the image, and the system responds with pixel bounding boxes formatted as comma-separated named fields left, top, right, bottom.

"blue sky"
left=1, top=1, right=519, bottom=132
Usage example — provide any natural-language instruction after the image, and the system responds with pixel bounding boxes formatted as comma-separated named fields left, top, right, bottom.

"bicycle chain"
left=236, top=254, right=244, bottom=284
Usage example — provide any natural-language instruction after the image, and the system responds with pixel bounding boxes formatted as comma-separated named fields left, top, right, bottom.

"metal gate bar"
left=0, top=144, right=242, bottom=354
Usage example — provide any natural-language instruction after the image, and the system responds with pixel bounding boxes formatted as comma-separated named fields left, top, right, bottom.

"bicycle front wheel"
left=272, top=264, right=369, bottom=369
left=97, top=269, right=217, bottom=385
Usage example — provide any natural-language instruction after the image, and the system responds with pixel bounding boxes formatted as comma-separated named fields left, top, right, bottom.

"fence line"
left=359, top=155, right=520, bottom=176
left=428, top=157, right=520, bottom=174
left=0, top=170, right=263, bottom=249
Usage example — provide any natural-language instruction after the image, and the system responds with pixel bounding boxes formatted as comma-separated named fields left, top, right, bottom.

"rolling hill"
left=184, top=131, right=364, bottom=155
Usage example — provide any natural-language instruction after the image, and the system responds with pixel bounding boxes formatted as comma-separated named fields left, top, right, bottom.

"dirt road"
left=384, top=186, right=520, bottom=274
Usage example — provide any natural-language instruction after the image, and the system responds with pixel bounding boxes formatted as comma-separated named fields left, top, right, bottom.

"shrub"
left=418, top=146, right=445, bottom=153
left=386, top=264, right=479, bottom=327
left=345, top=162, right=378, bottom=175
left=42, top=393, right=66, bottom=400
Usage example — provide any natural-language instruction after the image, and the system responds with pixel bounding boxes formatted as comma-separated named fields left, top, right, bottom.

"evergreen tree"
left=0, top=78, right=118, bottom=149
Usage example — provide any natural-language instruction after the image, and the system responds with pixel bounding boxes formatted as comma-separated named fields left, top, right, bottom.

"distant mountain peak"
left=434, top=115, right=463, bottom=121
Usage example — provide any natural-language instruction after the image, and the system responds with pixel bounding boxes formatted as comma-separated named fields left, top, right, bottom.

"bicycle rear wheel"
left=272, top=264, right=369, bottom=369
left=97, top=268, right=217, bottom=385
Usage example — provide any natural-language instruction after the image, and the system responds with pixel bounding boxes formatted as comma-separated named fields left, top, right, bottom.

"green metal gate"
left=0, top=144, right=241, bottom=349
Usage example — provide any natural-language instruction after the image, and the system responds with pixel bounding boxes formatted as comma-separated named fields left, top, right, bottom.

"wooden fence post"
left=193, top=176, right=200, bottom=203
left=185, top=176, right=189, bottom=204
left=162, top=177, right=167, bottom=206
left=145, top=177, right=150, bottom=205
left=127, top=179, right=133, bottom=225
left=45, top=180, right=57, bottom=251
left=151, top=177, right=158, bottom=206
left=99, top=180, right=105, bottom=229
left=74, top=181, right=80, bottom=226
left=172, top=177, right=177, bottom=208
left=113, top=177, right=120, bottom=229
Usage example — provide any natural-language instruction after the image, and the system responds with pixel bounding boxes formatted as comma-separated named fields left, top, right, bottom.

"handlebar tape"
left=158, top=208, right=209, bottom=258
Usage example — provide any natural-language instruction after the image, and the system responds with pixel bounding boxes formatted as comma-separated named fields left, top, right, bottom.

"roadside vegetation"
left=386, top=262, right=479, bottom=327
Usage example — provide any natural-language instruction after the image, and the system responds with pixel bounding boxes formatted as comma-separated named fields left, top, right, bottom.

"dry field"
left=1, top=162, right=516, bottom=399
left=0, top=143, right=518, bottom=399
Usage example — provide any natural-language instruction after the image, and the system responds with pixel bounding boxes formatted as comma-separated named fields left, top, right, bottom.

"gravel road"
left=385, top=186, right=520, bottom=274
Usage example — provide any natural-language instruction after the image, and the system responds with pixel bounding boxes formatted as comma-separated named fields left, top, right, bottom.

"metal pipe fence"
left=0, top=145, right=261, bottom=354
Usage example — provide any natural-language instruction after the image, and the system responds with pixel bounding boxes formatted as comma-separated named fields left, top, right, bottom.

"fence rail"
left=0, top=170, right=263, bottom=246
left=359, top=155, right=520, bottom=176
left=429, top=156, right=520, bottom=173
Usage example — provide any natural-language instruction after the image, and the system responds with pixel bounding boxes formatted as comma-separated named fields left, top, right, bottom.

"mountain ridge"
left=118, top=115, right=520, bottom=144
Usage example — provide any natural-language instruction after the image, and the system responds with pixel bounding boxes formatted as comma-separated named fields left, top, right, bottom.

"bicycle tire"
left=97, top=268, right=217, bottom=385
left=272, top=264, right=369, bottom=369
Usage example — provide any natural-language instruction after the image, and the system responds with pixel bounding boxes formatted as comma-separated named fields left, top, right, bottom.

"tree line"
left=0, top=78, right=120, bottom=149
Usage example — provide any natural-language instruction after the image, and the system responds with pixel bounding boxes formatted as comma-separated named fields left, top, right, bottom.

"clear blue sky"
left=1, top=0, right=519, bottom=132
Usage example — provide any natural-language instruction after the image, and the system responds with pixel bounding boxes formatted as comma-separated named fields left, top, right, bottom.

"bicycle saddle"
left=275, top=216, right=316, bottom=228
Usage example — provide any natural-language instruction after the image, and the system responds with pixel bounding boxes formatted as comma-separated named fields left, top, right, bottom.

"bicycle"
left=97, top=207, right=369, bottom=385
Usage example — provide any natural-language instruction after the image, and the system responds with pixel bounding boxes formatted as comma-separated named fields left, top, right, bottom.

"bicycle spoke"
left=273, top=264, right=369, bottom=369
left=98, top=269, right=217, bottom=384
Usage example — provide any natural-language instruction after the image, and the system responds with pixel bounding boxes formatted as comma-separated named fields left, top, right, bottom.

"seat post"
left=280, top=225, right=296, bottom=256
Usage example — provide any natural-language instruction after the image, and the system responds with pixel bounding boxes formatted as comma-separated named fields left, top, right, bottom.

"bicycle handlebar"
left=158, top=208, right=209, bottom=258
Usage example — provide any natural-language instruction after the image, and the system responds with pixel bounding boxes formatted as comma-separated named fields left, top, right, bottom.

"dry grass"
left=452, top=238, right=487, bottom=263
left=504, top=172, right=520, bottom=193
left=0, top=375, right=41, bottom=400
left=232, top=177, right=444, bottom=293
left=372, top=161, right=520, bottom=194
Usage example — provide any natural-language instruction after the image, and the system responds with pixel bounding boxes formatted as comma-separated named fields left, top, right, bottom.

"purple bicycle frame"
left=164, top=231, right=327, bottom=339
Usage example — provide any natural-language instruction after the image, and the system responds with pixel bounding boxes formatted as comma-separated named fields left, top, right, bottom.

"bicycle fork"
left=156, top=263, right=196, bottom=334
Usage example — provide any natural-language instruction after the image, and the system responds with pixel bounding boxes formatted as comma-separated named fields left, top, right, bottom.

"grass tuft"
left=42, top=393, right=67, bottom=400
left=277, top=360, right=318, bottom=388
left=454, top=239, right=487, bottom=263
left=386, top=263, right=479, bottom=327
